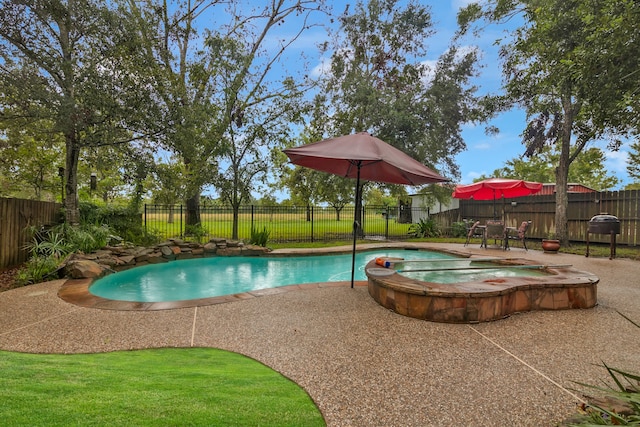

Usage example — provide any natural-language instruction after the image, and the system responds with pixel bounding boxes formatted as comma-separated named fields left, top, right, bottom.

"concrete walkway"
left=1, top=243, right=639, bottom=426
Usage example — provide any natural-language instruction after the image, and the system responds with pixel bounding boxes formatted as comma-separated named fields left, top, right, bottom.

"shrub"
left=64, top=224, right=114, bottom=253
left=15, top=255, right=61, bottom=286
left=184, top=223, right=208, bottom=242
left=18, top=229, right=72, bottom=286
left=79, top=202, right=145, bottom=245
left=451, top=221, right=468, bottom=238
left=249, top=226, right=271, bottom=247
left=25, top=230, right=72, bottom=259
left=408, top=218, right=440, bottom=238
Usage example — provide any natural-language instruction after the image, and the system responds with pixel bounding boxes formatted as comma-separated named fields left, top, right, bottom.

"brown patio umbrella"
left=284, top=132, right=448, bottom=288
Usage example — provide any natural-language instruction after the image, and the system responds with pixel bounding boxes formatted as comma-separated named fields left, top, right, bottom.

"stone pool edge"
left=58, top=278, right=369, bottom=311
left=58, top=243, right=449, bottom=311
left=366, top=258, right=599, bottom=323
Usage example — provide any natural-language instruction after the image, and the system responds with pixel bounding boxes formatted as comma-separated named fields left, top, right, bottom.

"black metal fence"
left=144, top=204, right=429, bottom=243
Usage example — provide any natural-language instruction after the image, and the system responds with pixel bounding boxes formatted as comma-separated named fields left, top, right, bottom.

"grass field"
left=144, top=209, right=415, bottom=242
left=0, top=348, right=324, bottom=426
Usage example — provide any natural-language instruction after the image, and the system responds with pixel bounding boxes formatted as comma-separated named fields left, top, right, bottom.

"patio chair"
left=484, top=220, right=506, bottom=249
left=464, top=220, right=483, bottom=247
left=505, top=220, right=532, bottom=251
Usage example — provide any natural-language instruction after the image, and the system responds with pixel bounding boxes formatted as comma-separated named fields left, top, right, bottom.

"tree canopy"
left=486, top=145, right=619, bottom=191
left=0, top=0, right=158, bottom=222
left=458, top=0, right=640, bottom=243
left=279, top=0, right=482, bottom=223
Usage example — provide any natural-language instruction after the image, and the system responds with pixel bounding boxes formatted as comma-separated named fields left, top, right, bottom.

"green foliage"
left=491, top=145, right=619, bottom=191
left=460, top=0, right=639, bottom=241
left=184, top=223, right=208, bottom=242
left=138, top=228, right=164, bottom=247
left=408, top=218, right=440, bottom=238
left=15, top=255, right=60, bottom=286
left=0, top=0, right=158, bottom=223
left=317, top=0, right=479, bottom=181
left=249, top=226, right=271, bottom=247
left=63, top=224, right=113, bottom=253
left=18, top=227, right=74, bottom=286
left=627, top=139, right=640, bottom=184
left=79, top=202, right=146, bottom=245
left=18, top=221, right=115, bottom=286
left=450, top=221, right=468, bottom=238
left=25, top=229, right=72, bottom=259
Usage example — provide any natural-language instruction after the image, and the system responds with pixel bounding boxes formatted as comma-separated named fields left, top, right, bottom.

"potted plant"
left=541, top=230, right=561, bottom=254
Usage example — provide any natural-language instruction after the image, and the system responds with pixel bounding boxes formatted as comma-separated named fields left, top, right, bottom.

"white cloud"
left=473, top=142, right=492, bottom=150
left=310, top=55, right=332, bottom=78
left=463, top=170, right=485, bottom=184
left=605, top=149, right=629, bottom=174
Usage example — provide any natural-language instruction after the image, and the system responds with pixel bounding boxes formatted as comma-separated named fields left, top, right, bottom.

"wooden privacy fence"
left=431, top=189, right=640, bottom=246
left=0, top=198, right=62, bottom=269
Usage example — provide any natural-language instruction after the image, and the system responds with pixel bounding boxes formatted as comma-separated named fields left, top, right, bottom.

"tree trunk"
left=168, top=205, right=175, bottom=224
left=232, top=205, right=239, bottom=240
left=184, top=157, right=201, bottom=227
left=64, top=138, right=81, bottom=225
left=186, top=193, right=201, bottom=226
left=555, top=95, right=575, bottom=246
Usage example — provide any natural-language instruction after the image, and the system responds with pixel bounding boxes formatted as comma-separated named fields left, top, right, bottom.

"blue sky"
left=282, top=0, right=632, bottom=189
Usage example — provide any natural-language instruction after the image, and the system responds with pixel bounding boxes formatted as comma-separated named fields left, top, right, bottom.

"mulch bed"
left=0, top=265, right=23, bottom=292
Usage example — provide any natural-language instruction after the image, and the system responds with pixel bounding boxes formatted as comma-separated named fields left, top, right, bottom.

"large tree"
left=459, top=0, right=640, bottom=243
left=0, top=0, right=157, bottom=223
left=320, top=0, right=480, bottom=176
left=309, top=0, right=480, bottom=233
left=128, top=0, right=326, bottom=239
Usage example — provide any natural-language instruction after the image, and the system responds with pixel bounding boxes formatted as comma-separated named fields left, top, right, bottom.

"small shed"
left=537, top=183, right=597, bottom=196
left=409, top=193, right=459, bottom=223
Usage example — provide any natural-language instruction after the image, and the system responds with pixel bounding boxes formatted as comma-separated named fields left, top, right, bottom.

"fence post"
left=251, top=205, right=254, bottom=232
left=362, top=205, right=366, bottom=237
left=311, top=205, right=314, bottom=242
left=180, top=204, right=183, bottom=238
left=144, top=204, right=147, bottom=236
left=385, top=206, right=389, bottom=240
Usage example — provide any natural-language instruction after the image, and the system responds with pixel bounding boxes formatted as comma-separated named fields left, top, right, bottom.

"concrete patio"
left=1, top=243, right=639, bottom=426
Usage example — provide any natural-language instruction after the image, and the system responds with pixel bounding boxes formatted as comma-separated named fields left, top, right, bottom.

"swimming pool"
left=89, top=249, right=461, bottom=302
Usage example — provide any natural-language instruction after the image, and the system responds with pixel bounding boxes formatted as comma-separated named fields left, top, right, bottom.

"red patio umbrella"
left=284, top=132, right=448, bottom=287
left=452, top=178, right=543, bottom=219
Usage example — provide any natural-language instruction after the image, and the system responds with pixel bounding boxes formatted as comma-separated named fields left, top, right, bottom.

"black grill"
left=588, top=214, right=620, bottom=235
left=586, top=213, right=620, bottom=259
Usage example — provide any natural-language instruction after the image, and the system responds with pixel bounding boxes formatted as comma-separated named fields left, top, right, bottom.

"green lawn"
left=144, top=211, right=413, bottom=242
left=0, top=348, right=325, bottom=426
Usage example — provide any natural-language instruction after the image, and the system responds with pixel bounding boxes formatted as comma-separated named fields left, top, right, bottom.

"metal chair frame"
left=505, top=220, right=532, bottom=251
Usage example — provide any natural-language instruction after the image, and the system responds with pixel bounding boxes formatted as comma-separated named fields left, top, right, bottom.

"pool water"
left=397, top=261, right=548, bottom=283
left=89, top=249, right=546, bottom=303
left=89, top=249, right=452, bottom=302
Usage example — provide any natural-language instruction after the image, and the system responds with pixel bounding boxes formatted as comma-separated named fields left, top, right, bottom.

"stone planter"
left=541, top=239, right=561, bottom=254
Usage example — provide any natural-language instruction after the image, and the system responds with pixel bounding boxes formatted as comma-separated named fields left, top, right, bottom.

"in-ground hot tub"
left=366, top=257, right=599, bottom=323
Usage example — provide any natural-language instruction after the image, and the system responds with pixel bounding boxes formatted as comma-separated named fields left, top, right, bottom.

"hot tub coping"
left=366, top=256, right=599, bottom=323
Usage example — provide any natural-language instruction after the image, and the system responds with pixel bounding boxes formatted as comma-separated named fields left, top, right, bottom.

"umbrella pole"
left=493, top=190, right=497, bottom=220
left=351, top=163, right=361, bottom=288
